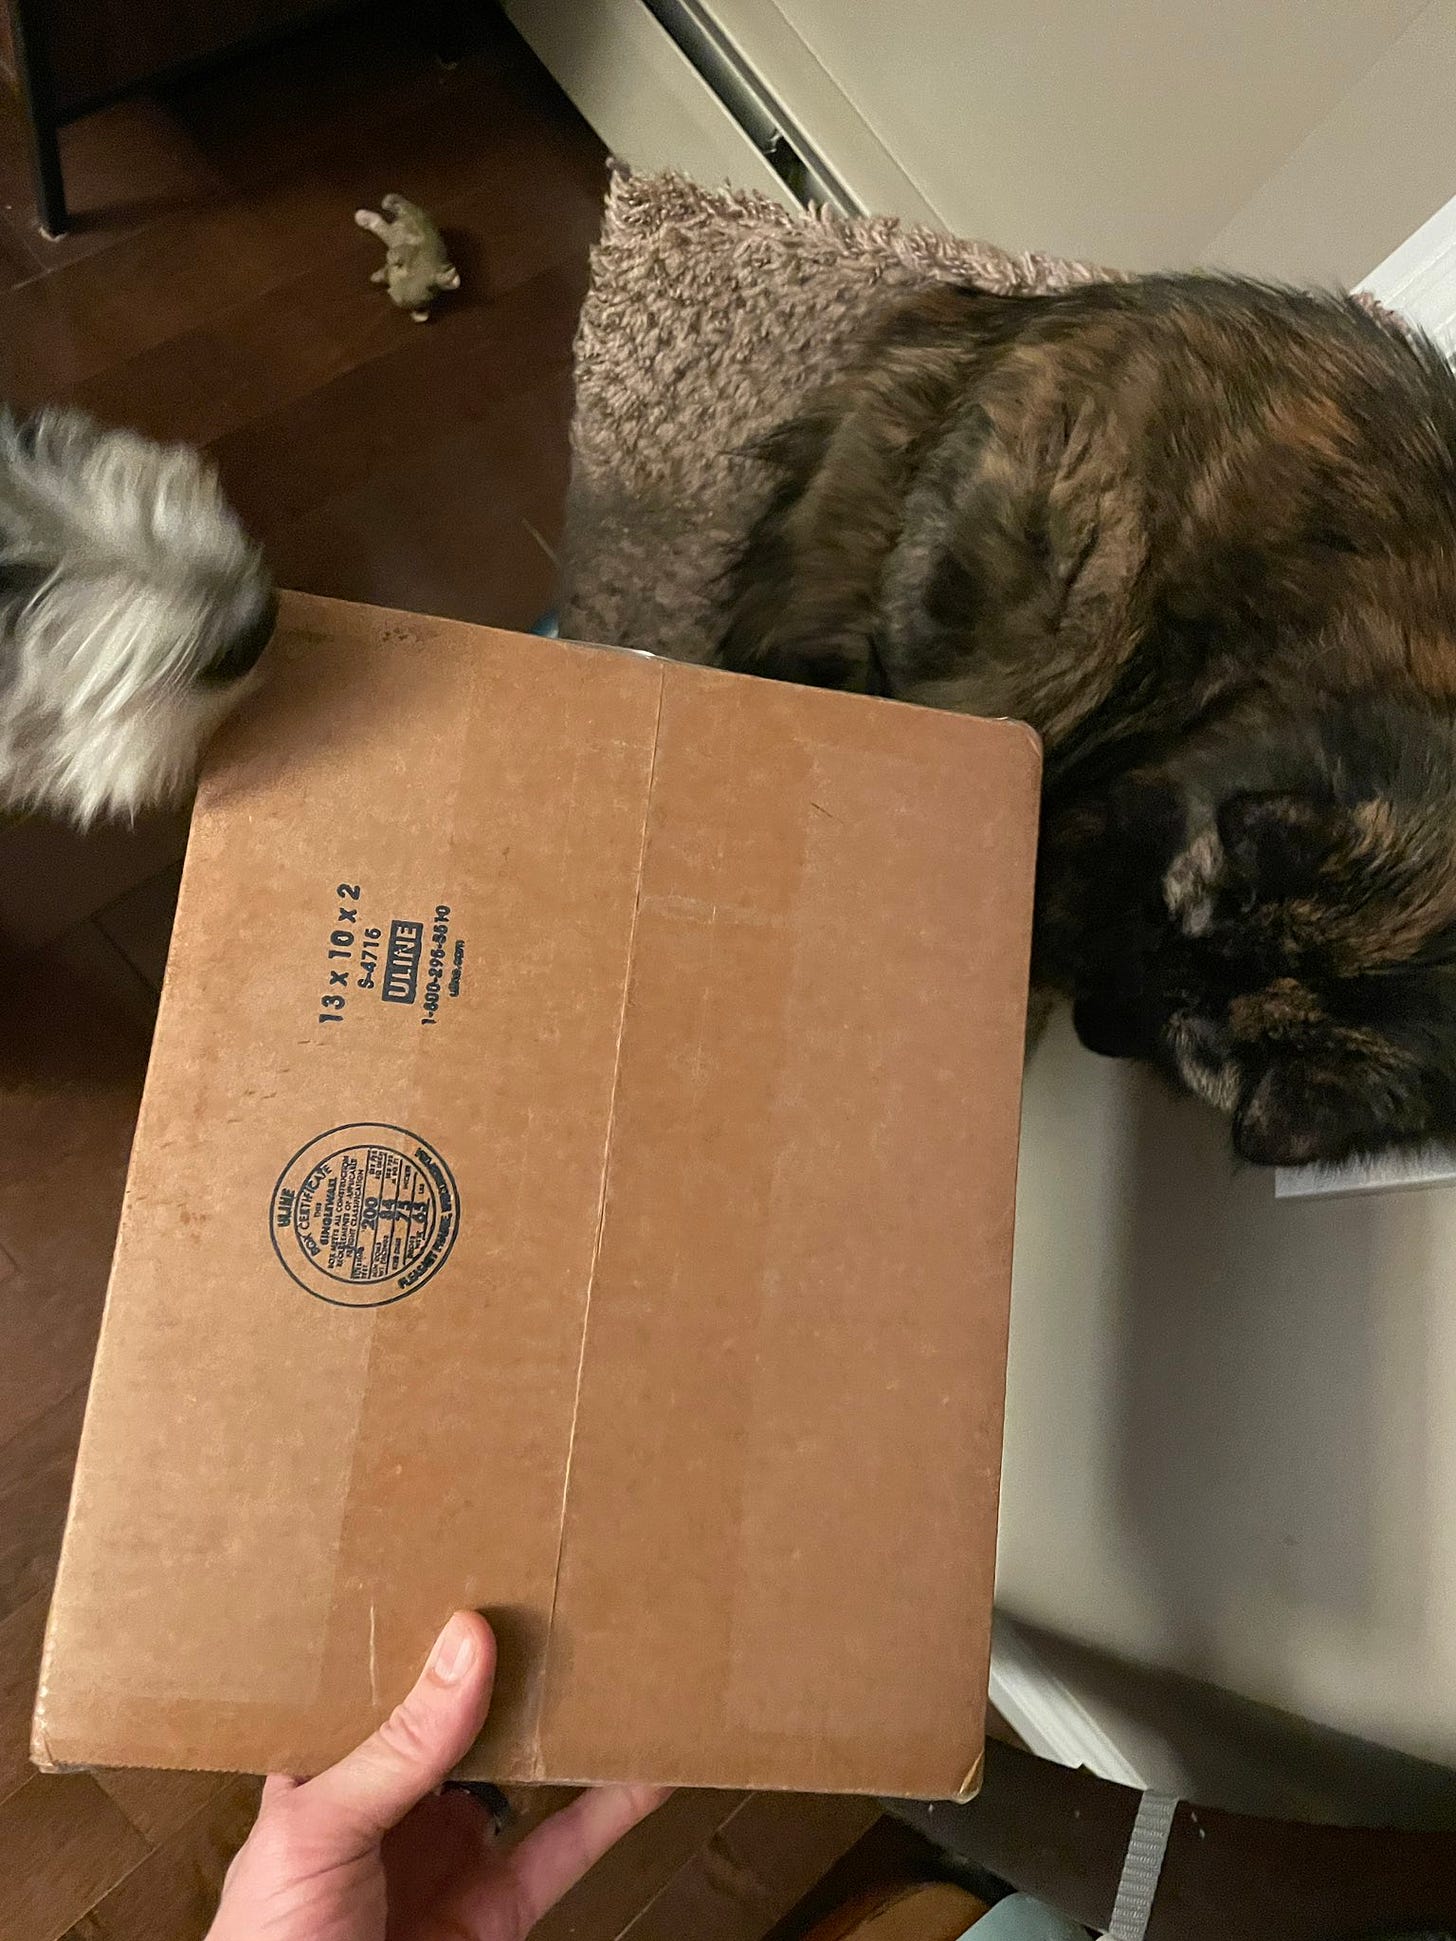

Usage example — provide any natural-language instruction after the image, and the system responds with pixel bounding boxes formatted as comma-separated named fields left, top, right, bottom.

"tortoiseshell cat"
left=716, top=275, right=1456, bottom=1166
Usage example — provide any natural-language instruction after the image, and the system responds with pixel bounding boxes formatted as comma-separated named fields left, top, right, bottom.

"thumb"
left=293, top=1611, right=497, bottom=1849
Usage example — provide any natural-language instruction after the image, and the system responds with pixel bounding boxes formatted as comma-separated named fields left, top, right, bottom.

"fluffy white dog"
left=0, top=407, right=275, bottom=823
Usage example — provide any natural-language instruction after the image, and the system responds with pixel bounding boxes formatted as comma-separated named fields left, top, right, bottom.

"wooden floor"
left=0, top=8, right=921, bottom=1937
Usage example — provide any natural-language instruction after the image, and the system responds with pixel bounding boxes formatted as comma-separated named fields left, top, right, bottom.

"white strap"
left=1105, top=1791, right=1179, bottom=1940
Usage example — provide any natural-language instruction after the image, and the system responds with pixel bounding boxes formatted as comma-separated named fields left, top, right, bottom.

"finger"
left=380, top=1789, right=496, bottom=1911
left=505, top=1783, right=670, bottom=1930
left=260, top=1774, right=301, bottom=1806
left=293, top=1611, right=496, bottom=1849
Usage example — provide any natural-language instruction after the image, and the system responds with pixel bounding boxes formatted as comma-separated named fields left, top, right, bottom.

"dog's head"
left=1036, top=702, right=1456, bottom=1167
left=0, top=407, right=275, bottom=823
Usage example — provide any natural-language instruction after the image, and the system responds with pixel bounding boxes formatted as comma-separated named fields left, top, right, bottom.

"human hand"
left=207, top=1611, right=667, bottom=1941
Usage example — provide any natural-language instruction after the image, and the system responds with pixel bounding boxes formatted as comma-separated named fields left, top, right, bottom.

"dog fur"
left=716, top=274, right=1456, bottom=1167
left=0, top=407, right=274, bottom=825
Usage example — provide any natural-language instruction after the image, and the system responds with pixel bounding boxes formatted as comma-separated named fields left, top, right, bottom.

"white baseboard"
left=1358, top=188, right=1456, bottom=347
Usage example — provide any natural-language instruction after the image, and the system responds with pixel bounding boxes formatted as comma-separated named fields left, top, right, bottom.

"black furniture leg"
left=9, top=0, right=68, bottom=237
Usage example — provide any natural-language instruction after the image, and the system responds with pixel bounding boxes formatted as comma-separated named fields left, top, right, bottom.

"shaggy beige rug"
left=558, top=171, right=1116, bottom=662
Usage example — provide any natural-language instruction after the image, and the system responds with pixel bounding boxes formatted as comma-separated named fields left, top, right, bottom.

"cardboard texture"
left=34, top=592, right=1040, bottom=1797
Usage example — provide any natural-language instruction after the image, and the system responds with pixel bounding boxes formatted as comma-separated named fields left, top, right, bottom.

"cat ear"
left=1216, top=791, right=1348, bottom=898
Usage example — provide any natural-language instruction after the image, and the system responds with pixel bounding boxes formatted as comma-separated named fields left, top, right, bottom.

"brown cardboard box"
left=33, top=592, right=1039, bottom=1798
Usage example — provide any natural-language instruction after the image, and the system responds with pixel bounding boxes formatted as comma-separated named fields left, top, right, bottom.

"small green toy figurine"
left=354, top=193, right=461, bottom=322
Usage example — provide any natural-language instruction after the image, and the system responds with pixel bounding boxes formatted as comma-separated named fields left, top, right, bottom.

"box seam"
left=528, top=662, right=668, bottom=1778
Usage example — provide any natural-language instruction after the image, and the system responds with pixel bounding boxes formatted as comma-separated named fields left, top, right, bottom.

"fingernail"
left=429, top=1613, right=477, bottom=1685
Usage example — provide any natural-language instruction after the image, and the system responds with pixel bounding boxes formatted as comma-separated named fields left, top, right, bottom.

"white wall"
left=732, top=0, right=1456, bottom=276
left=514, top=0, right=1456, bottom=278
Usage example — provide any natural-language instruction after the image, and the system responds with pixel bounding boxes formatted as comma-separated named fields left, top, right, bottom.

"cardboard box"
left=34, top=592, right=1039, bottom=1798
